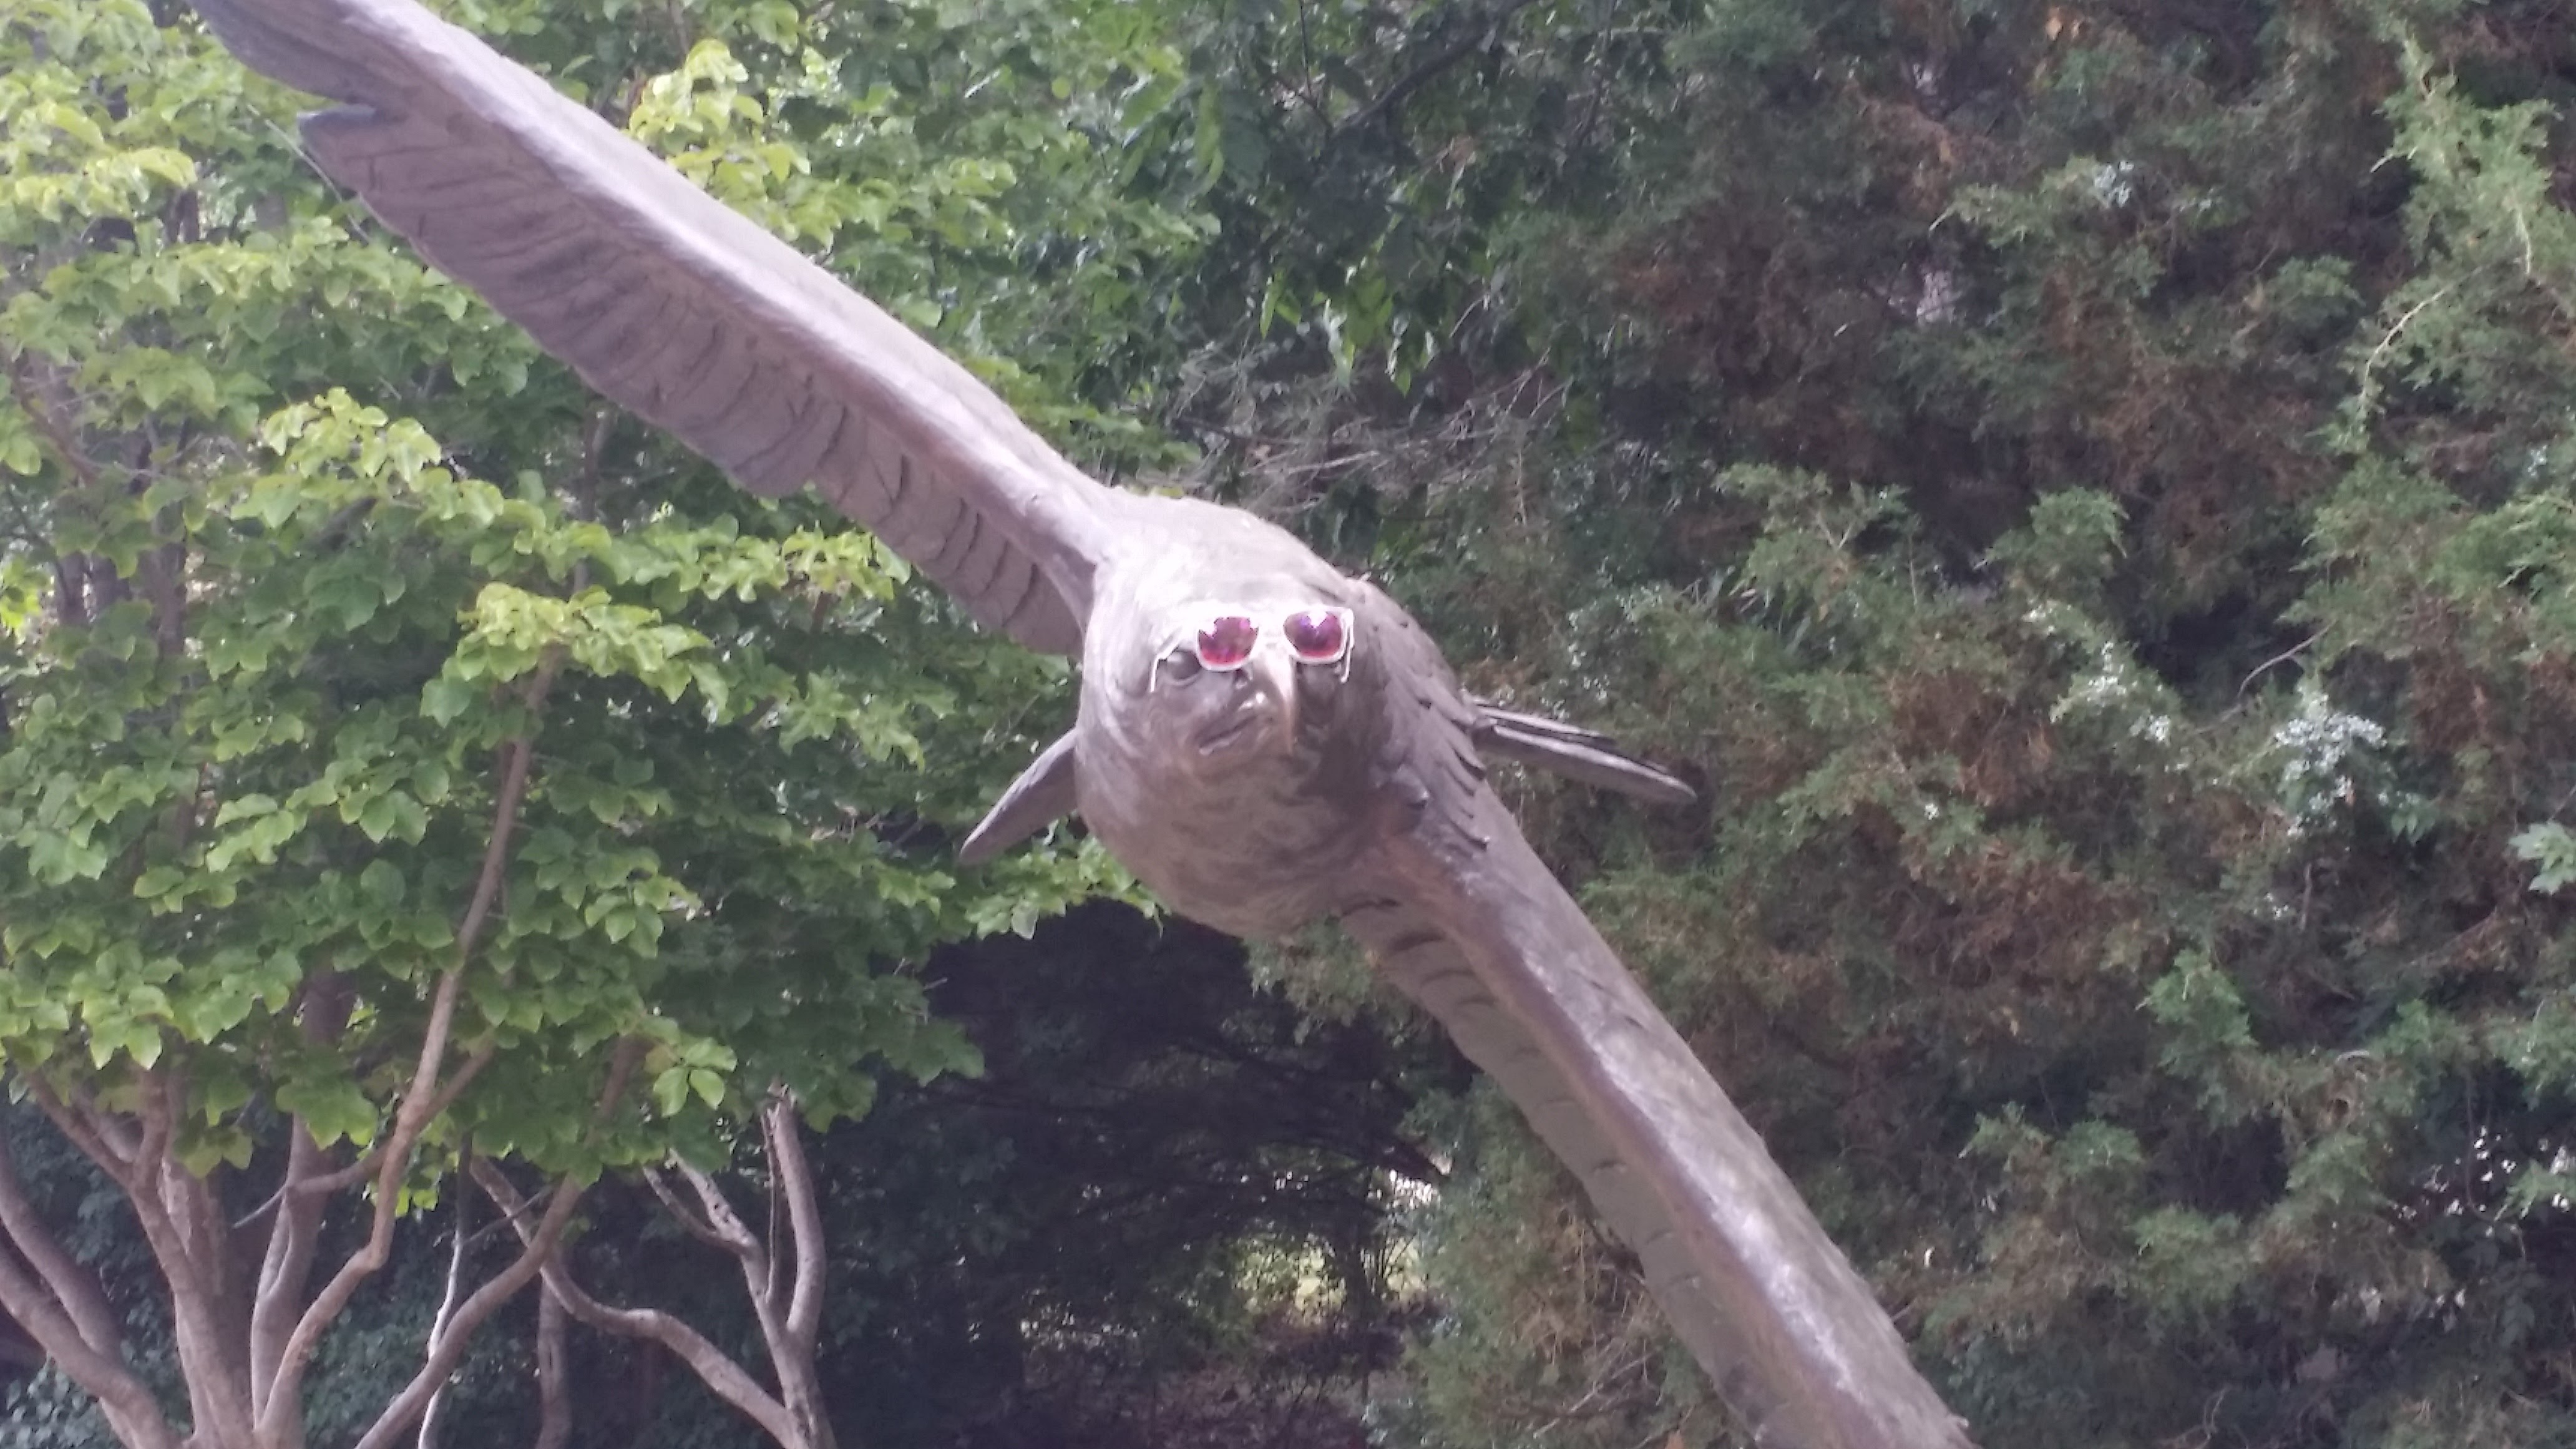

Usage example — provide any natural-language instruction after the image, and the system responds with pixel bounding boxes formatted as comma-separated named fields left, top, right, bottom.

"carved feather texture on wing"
left=1342, top=875, right=1967, bottom=1449
left=1349, top=599, right=1970, bottom=1449
left=192, top=0, right=1116, bottom=653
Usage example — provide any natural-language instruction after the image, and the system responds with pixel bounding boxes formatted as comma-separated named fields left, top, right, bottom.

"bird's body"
left=1073, top=497, right=1387, bottom=939
left=184, top=1, right=1978, bottom=1441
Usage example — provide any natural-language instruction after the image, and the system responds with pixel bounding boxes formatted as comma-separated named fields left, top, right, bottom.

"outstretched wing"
left=1342, top=610, right=1967, bottom=1448
left=1340, top=852, right=1969, bottom=1449
left=192, top=0, right=1124, bottom=653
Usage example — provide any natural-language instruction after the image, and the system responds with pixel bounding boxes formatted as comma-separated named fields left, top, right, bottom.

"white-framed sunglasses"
left=1154, top=606, right=1354, bottom=688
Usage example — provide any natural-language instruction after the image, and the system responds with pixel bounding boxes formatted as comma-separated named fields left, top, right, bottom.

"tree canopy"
left=11, top=0, right=2576, bottom=1447
left=0, top=0, right=1157, bottom=1441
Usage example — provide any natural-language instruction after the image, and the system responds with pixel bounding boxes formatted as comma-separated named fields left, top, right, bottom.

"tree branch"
left=21, top=1064, right=258, bottom=1447
left=533, top=1271, right=573, bottom=1449
left=351, top=1041, right=641, bottom=1449
left=477, top=1163, right=799, bottom=1447
left=0, top=1129, right=125, bottom=1355
left=764, top=1091, right=826, bottom=1352
left=674, top=1155, right=800, bottom=1385
left=8, top=358, right=109, bottom=494
left=0, top=1239, right=179, bottom=1449
left=673, top=1162, right=764, bottom=1259
left=0, top=1113, right=185, bottom=1448
left=248, top=1123, right=329, bottom=1431
left=457, top=659, right=558, bottom=958
left=640, top=1166, right=738, bottom=1254
left=416, top=1148, right=476, bottom=1449
left=22, top=1078, right=137, bottom=1180
left=255, top=658, right=564, bottom=1445
left=126, top=1070, right=256, bottom=1449
left=758, top=1091, right=836, bottom=1449
left=349, top=1168, right=588, bottom=1449
left=251, top=975, right=354, bottom=1427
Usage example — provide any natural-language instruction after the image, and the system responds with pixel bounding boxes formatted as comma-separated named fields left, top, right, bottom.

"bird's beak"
left=1247, top=648, right=1298, bottom=749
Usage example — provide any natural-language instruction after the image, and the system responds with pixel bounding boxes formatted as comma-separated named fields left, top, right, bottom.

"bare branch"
left=251, top=973, right=355, bottom=1423
left=477, top=1164, right=798, bottom=1446
left=409, top=1038, right=503, bottom=1135
left=685, top=1147, right=804, bottom=1375
left=358, top=1031, right=638, bottom=1443
left=349, top=1166, right=589, bottom=1449
left=640, top=1166, right=737, bottom=1253
left=764, top=1091, right=827, bottom=1352
left=353, top=1043, right=644, bottom=1449
left=659, top=1105, right=834, bottom=1449
left=289, top=1035, right=502, bottom=1208
left=121, top=1073, right=257, bottom=1449
left=534, top=1273, right=573, bottom=1449
left=22, top=1078, right=138, bottom=1180
left=0, top=1129, right=124, bottom=1354
left=759, top=1091, right=837, bottom=1449
left=248, top=1124, right=329, bottom=1429
left=0, top=1239, right=180, bottom=1449
left=457, top=676, right=551, bottom=959
left=0, top=1110, right=191, bottom=1449
left=25, top=1064, right=260, bottom=1448
left=416, top=1148, right=476, bottom=1449
left=673, top=1161, right=763, bottom=1258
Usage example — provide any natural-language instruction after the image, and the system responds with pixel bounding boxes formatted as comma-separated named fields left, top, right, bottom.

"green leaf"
left=651, top=1066, right=691, bottom=1119
left=2512, top=822, right=2576, bottom=894
left=276, top=1075, right=381, bottom=1149
left=360, top=857, right=407, bottom=907
left=420, top=674, right=479, bottom=725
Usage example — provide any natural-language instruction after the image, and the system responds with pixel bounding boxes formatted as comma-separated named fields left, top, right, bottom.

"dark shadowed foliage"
left=1159, top=1, right=2576, bottom=1445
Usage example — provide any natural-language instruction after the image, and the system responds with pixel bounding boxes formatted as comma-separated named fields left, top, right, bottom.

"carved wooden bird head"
left=1103, top=589, right=1355, bottom=773
left=1070, top=512, right=1390, bottom=939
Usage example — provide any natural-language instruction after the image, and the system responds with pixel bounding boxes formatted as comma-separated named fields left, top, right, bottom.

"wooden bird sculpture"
left=185, top=2, right=1972, bottom=1443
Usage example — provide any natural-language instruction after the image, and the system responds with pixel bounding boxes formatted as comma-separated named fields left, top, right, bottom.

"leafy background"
left=12, top=0, right=2576, bottom=1446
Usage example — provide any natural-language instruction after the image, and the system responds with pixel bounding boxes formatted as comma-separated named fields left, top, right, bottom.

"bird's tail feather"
left=1470, top=700, right=1696, bottom=807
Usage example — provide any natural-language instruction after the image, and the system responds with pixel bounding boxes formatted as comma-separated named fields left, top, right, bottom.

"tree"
left=0, top=0, right=1198, bottom=1442
left=1145, top=0, right=2576, bottom=1444
left=497, top=902, right=1425, bottom=1449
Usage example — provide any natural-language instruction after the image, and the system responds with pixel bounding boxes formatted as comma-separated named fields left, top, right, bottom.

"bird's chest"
left=1073, top=726, right=1384, bottom=940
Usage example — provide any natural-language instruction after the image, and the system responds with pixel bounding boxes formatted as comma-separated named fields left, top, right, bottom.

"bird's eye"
left=1283, top=609, right=1349, bottom=664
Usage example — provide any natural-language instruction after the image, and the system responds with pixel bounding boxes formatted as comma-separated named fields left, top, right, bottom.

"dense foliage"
left=1173, top=1, right=2576, bottom=1446
left=16, top=0, right=2576, bottom=1447
left=0, top=0, right=1163, bottom=1442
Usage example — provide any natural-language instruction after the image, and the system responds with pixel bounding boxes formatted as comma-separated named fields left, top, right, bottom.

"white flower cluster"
left=2271, top=680, right=2386, bottom=825
left=2032, top=608, right=2177, bottom=748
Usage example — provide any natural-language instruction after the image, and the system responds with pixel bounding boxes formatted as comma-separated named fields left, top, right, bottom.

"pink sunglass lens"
left=1283, top=610, right=1347, bottom=662
left=1196, top=615, right=1258, bottom=669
